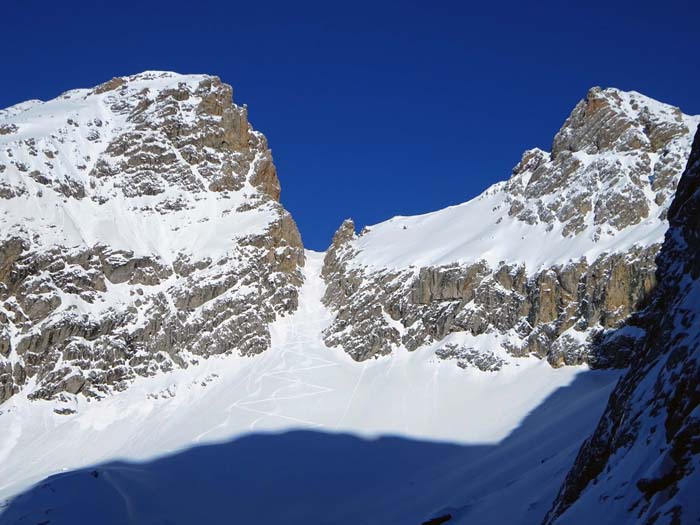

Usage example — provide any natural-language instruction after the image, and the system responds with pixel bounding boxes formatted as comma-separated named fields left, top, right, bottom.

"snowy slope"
left=351, top=186, right=668, bottom=272
left=0, top=252, right=619, bottom=524
left=351, top=89, right=699, bottom=272
left=0, top=77, right=696, bottom=524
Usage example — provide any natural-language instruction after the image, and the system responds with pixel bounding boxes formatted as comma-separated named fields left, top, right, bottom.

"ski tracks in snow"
left=195, top=251, right=352, bottom=439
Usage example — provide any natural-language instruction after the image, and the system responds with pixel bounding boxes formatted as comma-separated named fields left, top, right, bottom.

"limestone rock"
left=0, top=72, right=304, bottom=403
left=320, top=88, right=698, bottom=369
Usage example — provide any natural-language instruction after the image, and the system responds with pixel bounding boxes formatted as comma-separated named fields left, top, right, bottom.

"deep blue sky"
left=2, top=1, right=699, bottom=249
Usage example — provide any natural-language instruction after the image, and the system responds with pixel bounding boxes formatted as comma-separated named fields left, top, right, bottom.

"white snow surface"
left=0, top=71, right=277, bottom=263
left=351, top=186, right=669, bottom=271
left=349, top=90, right=700, bottom=272
left=0, top=252, right=620, bottom=523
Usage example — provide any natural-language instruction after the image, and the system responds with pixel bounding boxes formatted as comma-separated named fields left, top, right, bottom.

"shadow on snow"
left=0, top=370, right=619, bottom=525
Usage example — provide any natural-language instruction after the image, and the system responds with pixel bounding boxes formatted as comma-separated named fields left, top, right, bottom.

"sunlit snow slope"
left=351, top=89, right=700, bottom=272
left=0, top=253, right=619, bottom=524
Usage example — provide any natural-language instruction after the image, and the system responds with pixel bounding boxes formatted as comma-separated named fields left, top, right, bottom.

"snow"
left=0, top=252, right=620, bottom=523
left=0, top=70, right=275, bottom=264
left=0, top=79, right=690, bottom=523
left=0, top=188, right=276, bottom=260
left=351, top=186, right=670, bottom=272
left=347, top=90, right=700, bottom=273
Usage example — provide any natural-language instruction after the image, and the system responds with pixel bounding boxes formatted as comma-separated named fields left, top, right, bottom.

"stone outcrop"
left=507, top=87, right=691, bottom=236
left=434, top=343, right=506, bottom=372
left=545, top=124, right=700, bottom=525
left=321, top=88, right=698, bottom=369
left=0, top=72, right=304, bottom=404
left=322, top=222, right=657, bottom=366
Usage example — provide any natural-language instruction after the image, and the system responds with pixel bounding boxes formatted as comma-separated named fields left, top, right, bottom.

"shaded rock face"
left=545, top=125, right=700, bottom=525
left=0, top=72, right=304, bottom=404
left=321, top=89, right=698, bottom=368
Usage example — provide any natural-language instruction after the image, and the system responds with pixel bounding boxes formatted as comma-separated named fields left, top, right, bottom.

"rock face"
left=321, top=88, right=699, bottom=368
left=545, top=124, right=700, bottom=524
left=0, top=72, right=304, bottom=404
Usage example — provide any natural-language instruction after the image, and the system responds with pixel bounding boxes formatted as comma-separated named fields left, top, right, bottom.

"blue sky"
left=2, top=0, right=699, bottom=249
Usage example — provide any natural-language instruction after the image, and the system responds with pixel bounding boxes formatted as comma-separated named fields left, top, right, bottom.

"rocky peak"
left=504, top=87, right=699, bottom=236
left=321, top=219, right=355, bottom=277
left=331, top=218, right=356, bottom=247
left=319, top=90, right=698, bottom=368
left=512, top=148, right=548, bottom=176
left=552, top=86, right=688, bottom=158
left=0, top=71, right=304, bottom=406
left=0, top=71, right=282, bottom=203
left=320, top=218, right=358, bottom=305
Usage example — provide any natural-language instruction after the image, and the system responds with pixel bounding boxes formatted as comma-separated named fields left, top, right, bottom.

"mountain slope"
left=0, top=71, right=304, bottom=406
left=0, top=252, right=620, bottom=525
left=322, top=87, right=699, bottom=367
left=1, top=76, right=698, bottom=524
left=545, top=124, right=700, bottom=525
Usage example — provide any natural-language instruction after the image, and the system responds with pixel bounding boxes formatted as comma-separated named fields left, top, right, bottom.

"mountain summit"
left=0, top=71, right=304, bottom=405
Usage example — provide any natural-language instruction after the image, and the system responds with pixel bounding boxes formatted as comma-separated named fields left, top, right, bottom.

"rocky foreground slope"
left=544, top=124, right=700, bottom=525
left=322, top=87, right=699, bottom=369
left=0, top=72, right=304, bottom=406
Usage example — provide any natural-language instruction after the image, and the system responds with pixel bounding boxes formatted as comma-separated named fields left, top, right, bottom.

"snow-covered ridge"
left=320, top=87, right=698, bottom=366
left=348, top=87, right=699, bottom=272
left=350, top=186, right=667, bottom=272
left=0, top=71, right=277, bottom=261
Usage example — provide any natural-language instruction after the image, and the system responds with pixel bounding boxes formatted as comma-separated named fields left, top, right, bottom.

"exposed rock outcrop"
left=322, top=222, right=657, bottom=366
left=0, top=72, right=304, bottom=404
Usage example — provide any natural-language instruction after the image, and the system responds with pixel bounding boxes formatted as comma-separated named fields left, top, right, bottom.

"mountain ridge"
left=320, top=86, right=698, bottom=365
left=0, top=71, right=698, bottom=524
